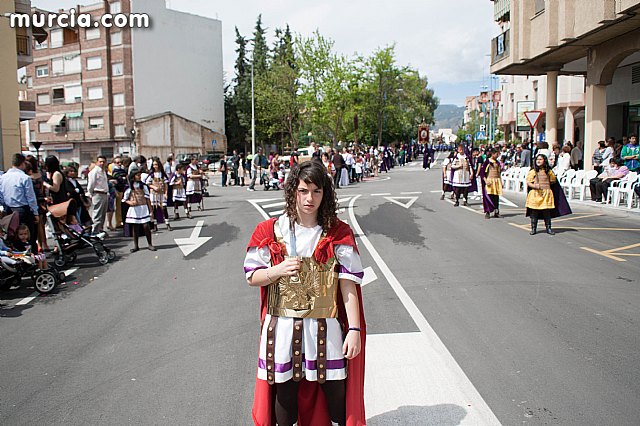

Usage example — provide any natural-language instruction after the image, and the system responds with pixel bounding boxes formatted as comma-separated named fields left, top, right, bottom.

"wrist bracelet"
left=348, top=327, right=361, bottom=332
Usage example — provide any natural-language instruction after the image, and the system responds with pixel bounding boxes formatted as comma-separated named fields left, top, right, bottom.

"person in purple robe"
left=478, top=148, right=503, bottom=218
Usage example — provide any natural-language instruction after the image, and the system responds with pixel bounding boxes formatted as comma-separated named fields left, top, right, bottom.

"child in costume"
left=145, top=158, right=172, bottom=231
left=123, top=170, right=156, bottom=252
left=479, top=148, right=503, bottom=219
left=244, top=160, right=366, bottom=426
left=526, top=154, right=572, bottom=235
left=169, top=164, right=188, bottom=220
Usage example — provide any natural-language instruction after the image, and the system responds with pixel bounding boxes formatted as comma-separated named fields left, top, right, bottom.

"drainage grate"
left=633, top=65, right=640, bottom=84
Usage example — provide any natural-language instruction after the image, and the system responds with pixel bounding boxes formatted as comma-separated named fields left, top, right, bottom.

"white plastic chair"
left=568, top=170, right=586, bottom=199
left=613, top=172, right=639, bottom=208
left=560, top=169, right=576, bottom=196
left=606, top=172, right=637, bottom=206
left=506, top=167, right=521, bottom=191
left=515, top=166, right=530, bottom=193
left=576, top=170, right=598, bottom=201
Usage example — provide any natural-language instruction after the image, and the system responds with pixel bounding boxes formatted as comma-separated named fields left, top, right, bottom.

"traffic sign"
left=523, top=111, right=543, bottom=128
left=476, top=131, right=486, bottom=140
left=465, top=134, right=472, bottom=142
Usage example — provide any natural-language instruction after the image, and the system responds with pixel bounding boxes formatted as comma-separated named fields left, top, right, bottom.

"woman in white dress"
left=123, top=170, right=155, bottom=252
left=185, top=157, right=203, bottom=214
left=450, top=144, right=473, bottom=206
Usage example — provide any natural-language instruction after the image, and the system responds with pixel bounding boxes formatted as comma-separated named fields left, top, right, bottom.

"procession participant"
left=168, top=164, right=188, bottom=219
left=185, top=156, right=203, bottom=215
left=450, top=144, right=473, bottom=206
left=245, top=160, right=366, bottom=426
left=525, top=154, right=572, bottom=235
left=479, top=148, right=503, bottom=219
left=440, top=151, right=455, bottom=200
left=145, top=158, right=172, bottom=231
left=123, top=170, right=156, bottom=252
left=422, top=142, right=433, bottom=170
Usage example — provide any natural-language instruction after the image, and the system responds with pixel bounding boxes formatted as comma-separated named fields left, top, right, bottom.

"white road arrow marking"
left=174, top=220, right=212, bottom=256
left=499, top=195, right=518, bottom=207
left=383, top=196, right=419, bottom=209
left=361, top=266, right=378, bottom=287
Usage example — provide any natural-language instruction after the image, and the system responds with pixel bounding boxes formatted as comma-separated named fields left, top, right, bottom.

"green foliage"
left=225, top=17, right=439, bottom=152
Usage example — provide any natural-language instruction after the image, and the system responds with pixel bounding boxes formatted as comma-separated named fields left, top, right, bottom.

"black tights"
left=489, top=194, right=500, bottom=210
left=530, top=209, right=551, bottom=221
left=132, top=223, right=153, bottom=249
left=274, top=379, right=346, bottom=426
left=454, top=187, right=468, bottom=201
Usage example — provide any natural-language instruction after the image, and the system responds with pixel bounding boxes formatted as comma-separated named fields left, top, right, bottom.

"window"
left=38, top=121, right=50, bottom=133
left=101, top=147, right=114, bottom=158
left=113, top=93, right=124, bottom=106
left=34, top=39, right=48, bottom=50
left=115, top=124, right=126, bottom=136
left=110, top=1, right=121, bottom=14
left=51, top=57, right=64, bottom=75
left=27, top=76, right=33, bottom=88
left=65, top=56, right=81, bottom=74
left=30, top=131, right=36, bottom=141
left=36, top=65, right=48, bottom=77
left=52, top=87, right=65, bottom=103
left=111, top=31, right=122, bottom=45
left=87, top=86, right=103, bottom=100
left=37, top=93, right=50, bottom=105
left=89, top=117, right=104, bottom=130
left=65, top=84, right=82, bottom=103
left=67, top=115, right=84, bottom=132
left=50, top=29, right=63, bottom=48
left=534, top=0, right=545, bottom=14
left=112, top=62, right=123, bottom=76
left=86, top=27, right=100, bottom=40
left=87, top=56, right=102, bottom=70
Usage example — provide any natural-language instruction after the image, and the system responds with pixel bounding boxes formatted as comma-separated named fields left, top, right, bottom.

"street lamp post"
left=251, top=60, right=255, bottom=157
left=31, top=141, right=42, bottom=161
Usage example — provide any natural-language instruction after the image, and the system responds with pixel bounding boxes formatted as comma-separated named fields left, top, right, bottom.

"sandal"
left=130, top=247, right=139, bottom=253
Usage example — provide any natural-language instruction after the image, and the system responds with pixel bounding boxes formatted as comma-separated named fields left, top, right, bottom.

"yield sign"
left=383, top=196, right=419, bottom=209
left=523, top=110, right=543, bottom=128
left=174, top=220, right=211, bottom=256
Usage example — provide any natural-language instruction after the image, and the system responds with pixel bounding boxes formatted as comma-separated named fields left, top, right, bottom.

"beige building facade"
left=490, top=0, right=640, bottom=168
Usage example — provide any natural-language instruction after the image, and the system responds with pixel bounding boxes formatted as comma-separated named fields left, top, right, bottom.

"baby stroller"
left=0, top=212, right=63, bottom=294
left=263, top=169, right=283, bottom=191
left=46, top=200, right=115, bottom=267
left=201, top=175, right=210, bottom=198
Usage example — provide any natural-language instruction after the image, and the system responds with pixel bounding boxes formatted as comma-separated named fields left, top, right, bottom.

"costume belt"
left=267, top=221, right=339, bottom=318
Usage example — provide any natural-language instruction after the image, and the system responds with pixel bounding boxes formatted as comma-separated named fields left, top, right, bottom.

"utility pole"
left=251, top=60, right=255, bottom=157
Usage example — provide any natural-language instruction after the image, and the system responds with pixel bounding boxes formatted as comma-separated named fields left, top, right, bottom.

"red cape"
left=247, top=218, right=367, bottom=426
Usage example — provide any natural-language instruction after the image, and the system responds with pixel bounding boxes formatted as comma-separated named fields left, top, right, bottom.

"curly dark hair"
left=533, top=154, right=551, bottom=173
left=284, top=160, right=338, bottom=232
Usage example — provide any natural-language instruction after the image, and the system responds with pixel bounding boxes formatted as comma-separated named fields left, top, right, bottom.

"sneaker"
left=247, top=187, right=255, bottom=191
left=440, top=194, right=445, bottom=200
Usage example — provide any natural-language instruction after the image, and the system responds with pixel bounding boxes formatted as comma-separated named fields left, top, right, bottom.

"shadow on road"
left=367, top=404, right=467, bottom=425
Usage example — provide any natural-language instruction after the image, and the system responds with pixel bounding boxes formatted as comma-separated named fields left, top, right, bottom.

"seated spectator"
left=589, top=158, right=629, bottom=203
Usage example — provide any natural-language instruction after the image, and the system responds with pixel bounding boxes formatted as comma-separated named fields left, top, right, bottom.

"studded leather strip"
left=316, top=318, right=327, bottom=384
left=292, top=318, right=304, bottom=382
left=265, top=315, right=278, bottom=385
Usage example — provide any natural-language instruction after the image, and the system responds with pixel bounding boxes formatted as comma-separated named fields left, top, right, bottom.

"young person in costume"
left=440, top=150, right=455, bottom=200
left=123, top=170, right=156, bottom=252
left=185, top=156, right=203, bottom=215
left=525, top=154, right=572, bottom=235
left=145, top=158, right=172, bottom=231
left=244, top=160, right=366, bottom=426
left=449, top=144, right=474, bottom=206
left=168, top=164, right=188, bottom=220
left=479, top=148, right=503, bottom=219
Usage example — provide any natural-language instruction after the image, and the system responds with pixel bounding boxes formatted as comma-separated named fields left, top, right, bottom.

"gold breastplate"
left=173, top=176, right=184, bottom=188
left=267, top=222, right=339, bottom=318
left=131, top=188, right=146, bottom=206
left=536, top=171, right=551, bottom=189
left=152, top=175, right=165, bottom=192
left=487, top=163, right=501, bottom=179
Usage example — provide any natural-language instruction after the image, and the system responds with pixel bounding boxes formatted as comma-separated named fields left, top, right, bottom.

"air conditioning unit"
left=54, top=126, right=67, bottom=134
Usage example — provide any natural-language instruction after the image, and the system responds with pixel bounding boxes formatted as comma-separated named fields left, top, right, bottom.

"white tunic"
left=451, top=154, right=472, bottom=187
left=244, top=215, right=363, bottom=383
left=186, top=164, right=202, bottom=195
left=123, top=184, right=151, bottom=224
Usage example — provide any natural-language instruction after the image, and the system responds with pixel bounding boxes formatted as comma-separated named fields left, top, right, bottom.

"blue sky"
left=32, top=0, right=498, bottom=106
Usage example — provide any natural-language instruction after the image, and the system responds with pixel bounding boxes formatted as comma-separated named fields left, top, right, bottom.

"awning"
left=66, top=112, right=82, bottom=119
left=32, top=26, right=48, bottom=44
left=46, top=114, right=65, bottom=126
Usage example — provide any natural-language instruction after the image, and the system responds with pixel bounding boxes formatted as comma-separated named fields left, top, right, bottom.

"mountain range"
left=433, top=104, right=465, bottom=131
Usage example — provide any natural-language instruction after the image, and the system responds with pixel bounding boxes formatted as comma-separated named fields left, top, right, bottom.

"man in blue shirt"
left=0, top=153, right=39, bottom=248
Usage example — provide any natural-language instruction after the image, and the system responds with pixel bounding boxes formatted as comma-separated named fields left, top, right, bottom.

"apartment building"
left=0, top=0, right=46, bottom=169
left=490, top=0, right=640, bottom=166
left=24, top=0, right=225, bottom=165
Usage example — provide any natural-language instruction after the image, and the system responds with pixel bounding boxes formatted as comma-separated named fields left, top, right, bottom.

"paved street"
left=1, top=157, right=639, bottom=425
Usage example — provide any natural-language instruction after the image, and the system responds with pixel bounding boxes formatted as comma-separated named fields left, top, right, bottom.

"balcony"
left=16, top=34, right=32, bottom=68
left=491, top=29, right=509, bottom=65
left=19, top=100, right=35, bottom=121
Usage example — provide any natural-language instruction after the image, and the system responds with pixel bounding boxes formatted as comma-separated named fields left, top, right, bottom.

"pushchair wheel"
left=107, top=250, right=116, bottom=260
left=54, top=255, right=66, bottom=267
left=34, top=270, right=57, bottom=294
left=94, top=242, right=109, bottom=265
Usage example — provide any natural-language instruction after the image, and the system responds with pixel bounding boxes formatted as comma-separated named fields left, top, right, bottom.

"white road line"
left=400, top=191, right=422, bottom=195
left=383, top=196, right=419, bottom=209
left=269, top=209, right=284, bottom=217
left=15, top=267, right=79, bottom=306
left=430, top=190, right=442, bottom=193
left=371, top=193, right=391, bottom=196
left=499, top=195, right=518, bottom=208
left=261, top=201, right=286, bottom=209
left=348, top=196, right=501, bottom=424
left=361, top=266, right=378, bottom=287
left=247, top=200, right=270, bottom=220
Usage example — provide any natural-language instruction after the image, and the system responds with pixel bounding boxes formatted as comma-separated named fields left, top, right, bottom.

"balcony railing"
left=491, top=29, right=510, bottom=65
left=16, top=35, right=30, bottom=56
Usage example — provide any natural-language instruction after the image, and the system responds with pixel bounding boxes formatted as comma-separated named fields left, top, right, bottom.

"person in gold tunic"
left=479, top=148, right=503, bottom=219
left=526, top=154, right=558, bottom=235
